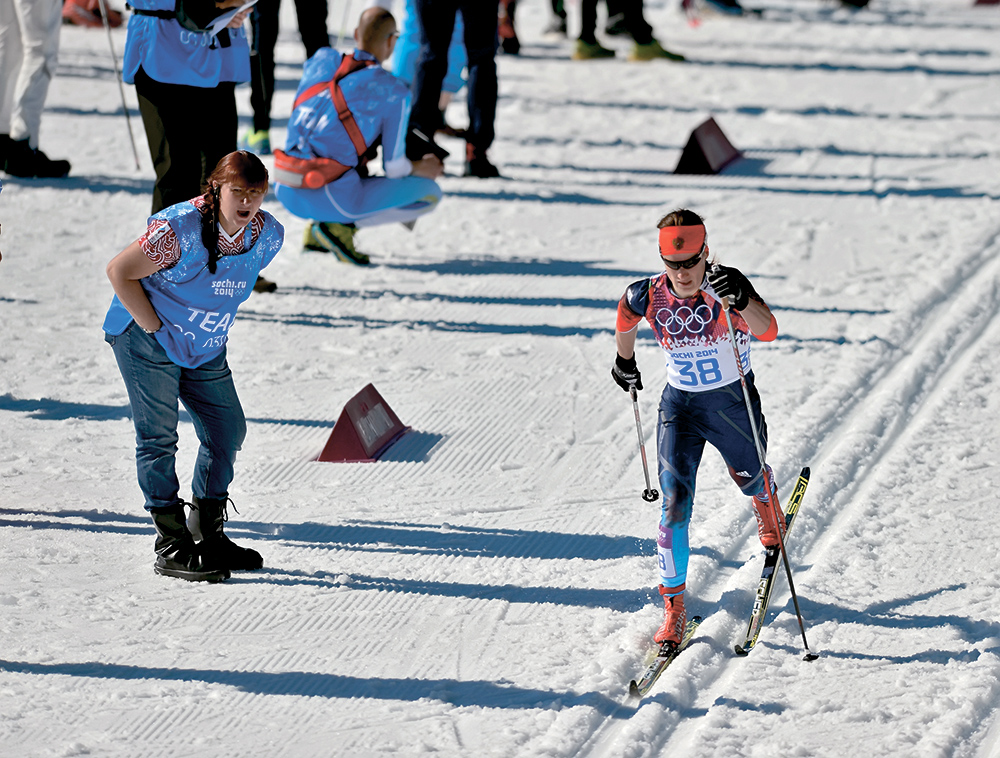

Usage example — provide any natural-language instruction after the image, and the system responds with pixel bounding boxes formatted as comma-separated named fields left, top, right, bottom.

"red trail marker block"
left=674, top=116, right=742, bottom=175
left=317, top=383, right=411, bottom=463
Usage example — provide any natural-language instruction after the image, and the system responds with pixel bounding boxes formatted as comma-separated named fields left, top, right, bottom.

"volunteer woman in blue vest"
left=104, top=151, right=284, bottom=583
left=123, top=0, right=252, bottom=215
left=612, top=208, right=784, bottom=648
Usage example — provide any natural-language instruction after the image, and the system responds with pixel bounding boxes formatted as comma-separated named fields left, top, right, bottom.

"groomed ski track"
left=577, top=229, right=1000, bottom=757
left=3, top=0, right=1000, bottom=756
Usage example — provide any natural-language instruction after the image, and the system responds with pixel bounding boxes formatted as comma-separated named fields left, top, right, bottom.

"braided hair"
left=199, top=150, right=269, bottom=274
left=200, top=184, right=222, bottom=274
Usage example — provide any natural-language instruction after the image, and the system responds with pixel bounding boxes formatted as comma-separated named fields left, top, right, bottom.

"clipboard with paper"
left=206, top=0, right=258, bottom=36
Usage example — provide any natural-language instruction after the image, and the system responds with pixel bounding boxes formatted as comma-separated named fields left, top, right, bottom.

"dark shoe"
left=628, top=39, right=685, bottom=62
left=464, top=144, right=501, bottom=178
left=4, top=139, right=71, bottom=178
left=189, top=496, right=264, bottom=571
left=572, top=39, right=615, bottom=60
left=151, top=504, right=230, bottom=582
left=253, top=275, right=277, bottom=293
left=501, top=36, right=521, bottom=55
left=498, top=0, right=519, bottom=54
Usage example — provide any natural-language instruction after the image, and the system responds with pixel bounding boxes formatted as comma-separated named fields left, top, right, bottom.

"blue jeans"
left=105, top=324, right=247, bottom=511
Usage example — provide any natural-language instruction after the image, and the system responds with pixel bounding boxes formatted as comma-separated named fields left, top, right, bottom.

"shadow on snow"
left=0, top=658, right=624, bottom=715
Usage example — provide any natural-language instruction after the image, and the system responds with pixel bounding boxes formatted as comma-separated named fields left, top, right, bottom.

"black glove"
left=612, top=354, right=642, bottom=392
left=708, top=264, right=753, bottom=311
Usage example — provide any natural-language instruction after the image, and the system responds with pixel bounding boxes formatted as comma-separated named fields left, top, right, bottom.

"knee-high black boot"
left=151, top=505, right=230, bottom=582
left=188, top=496, right=264, bottom=570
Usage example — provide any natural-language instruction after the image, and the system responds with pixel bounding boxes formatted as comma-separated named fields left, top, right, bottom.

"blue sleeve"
left=379, top=78, right=412, bottom=167
left=624, top=279, right=651, bottom=317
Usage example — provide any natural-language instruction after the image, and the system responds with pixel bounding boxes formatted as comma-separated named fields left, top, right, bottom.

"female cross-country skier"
left=104, top=151, right=284, bottom=584
left=612, top=208, right=784, bottom=646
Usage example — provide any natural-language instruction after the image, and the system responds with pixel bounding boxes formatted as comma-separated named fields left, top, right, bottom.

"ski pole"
left=629, top=385, right=660, bottom=503
left=336, top=0, right=354, bottom=49
left=719, top=292, right=818, bottom=661
left=97, top=0, right=142, bottom=171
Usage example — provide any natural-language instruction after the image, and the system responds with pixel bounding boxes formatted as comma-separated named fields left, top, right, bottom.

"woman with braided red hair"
left=612, top=208, right=782, bottom=648
left=104, top=151, right=284, bottom=584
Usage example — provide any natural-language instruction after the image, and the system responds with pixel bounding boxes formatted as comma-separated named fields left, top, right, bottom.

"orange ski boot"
left=752, top=485, right=786, bottom=548
left=654, top=586, right=686, bottom=646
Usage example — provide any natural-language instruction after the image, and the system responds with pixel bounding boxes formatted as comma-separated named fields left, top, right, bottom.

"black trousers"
left=579, top=0, right=651, bottom=45
left=249, top=0, right=330, bottom=133
left=409, top=0, right=499, bottom=153
left=135, top=68, right=237, bottom=214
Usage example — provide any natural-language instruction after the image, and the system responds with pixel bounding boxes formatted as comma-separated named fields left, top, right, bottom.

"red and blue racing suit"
left=617, top=272, right=778, bottom=594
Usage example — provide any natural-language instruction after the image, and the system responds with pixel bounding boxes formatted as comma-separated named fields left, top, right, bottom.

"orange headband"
left=658, top=224, right=707, bottom=258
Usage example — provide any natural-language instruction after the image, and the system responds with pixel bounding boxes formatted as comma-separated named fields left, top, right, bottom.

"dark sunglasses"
left=661, top=251, right=704, bottom=270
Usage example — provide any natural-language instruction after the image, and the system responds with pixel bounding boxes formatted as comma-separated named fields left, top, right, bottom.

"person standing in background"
left=123, top=0, right=253, bottom=214
left=240, top=0, right=330, bottom=156
left=123, top=1, right=279, bottom=291
left=407, top=0, right=501, bottom=178
left=0, top=0, right=71, bottom=177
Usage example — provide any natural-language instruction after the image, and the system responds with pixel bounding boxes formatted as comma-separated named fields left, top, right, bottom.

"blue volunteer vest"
left=103, top=200, right=284, bottom=368
left=122, top=0, right=250, bottom=87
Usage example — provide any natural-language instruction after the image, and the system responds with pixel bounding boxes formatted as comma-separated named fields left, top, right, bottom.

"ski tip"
left=800, top=466, right=810, bottom=478
left=734, top=644, right=750, bottom=656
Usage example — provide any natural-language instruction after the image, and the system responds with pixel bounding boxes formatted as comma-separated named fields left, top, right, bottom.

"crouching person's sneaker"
left=308, top=221, right=370, bottom=265
left=239, top=129, right=271, bottom=156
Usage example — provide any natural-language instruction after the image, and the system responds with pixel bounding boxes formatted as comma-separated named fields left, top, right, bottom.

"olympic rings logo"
left=655, top=304, right=714, bottom=335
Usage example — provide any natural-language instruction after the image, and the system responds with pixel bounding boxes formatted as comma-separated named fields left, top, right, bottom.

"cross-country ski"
left=735, top=467, right=811, bottom=656
left=629, top=615, right=704, bottom=700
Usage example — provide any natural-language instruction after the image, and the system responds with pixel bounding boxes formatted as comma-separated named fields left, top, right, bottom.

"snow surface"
left=3, top=0, right=1000, bottom=755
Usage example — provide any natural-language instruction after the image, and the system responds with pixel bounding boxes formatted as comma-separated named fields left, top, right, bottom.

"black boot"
left=464, top=143, right=501, bottom=178
left=151, top=505, right=230, bottom=582
left=4, top=138, right=70, bottom=178
left=189, top=496, right=264, bottom=570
